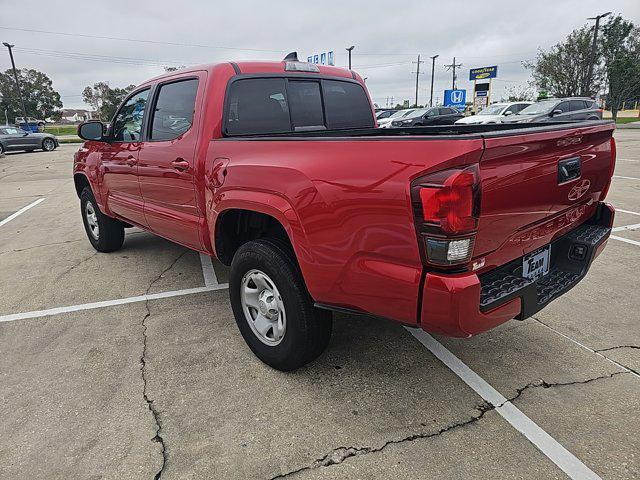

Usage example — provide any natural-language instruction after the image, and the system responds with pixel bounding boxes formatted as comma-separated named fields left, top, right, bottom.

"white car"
left=455, top=102, right=532, bottom=125
left=378, top=109, right=416, bottom=128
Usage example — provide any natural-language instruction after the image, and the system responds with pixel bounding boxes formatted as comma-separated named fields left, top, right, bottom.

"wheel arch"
left=73, top=173, right=91, bottom=198
left=210, top=192, right=313, bottom=272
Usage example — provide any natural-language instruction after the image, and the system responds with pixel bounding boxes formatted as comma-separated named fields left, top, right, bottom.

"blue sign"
left=308, top=51, right=335, bottom=66
left=444, top=89, right=467, bottom=107
left=476, top=90, right=488, bottom=97
left=469, top=66, right=498, bottom=81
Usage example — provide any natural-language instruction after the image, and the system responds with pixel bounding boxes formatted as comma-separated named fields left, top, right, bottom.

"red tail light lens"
left=411, top=164, right=481, bottom=267
left=414, top=165, right=480, bottom=234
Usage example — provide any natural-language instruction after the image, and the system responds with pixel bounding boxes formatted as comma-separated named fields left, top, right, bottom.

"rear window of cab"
left=225, top=77, right=374, bottom=136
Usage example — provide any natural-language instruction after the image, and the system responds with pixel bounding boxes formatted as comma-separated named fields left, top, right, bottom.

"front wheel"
left=80, top=187, right=125, bottom=252
left=42, top=138, right=56, bottom=151
left=230, top=239, right=332, bottom=371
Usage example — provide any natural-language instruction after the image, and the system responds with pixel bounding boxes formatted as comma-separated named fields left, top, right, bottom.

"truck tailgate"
left=474, top=122, right=615, bottom=271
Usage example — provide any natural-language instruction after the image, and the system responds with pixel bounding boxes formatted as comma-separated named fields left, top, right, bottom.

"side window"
left=515, top=104, right=529, bottom=113
left=569, top=100, right=587, bottom=111
left=555, top=102, right=570, bottom=114
left=504, top=105, right=519, bottom=114
left=150, top=79, right=198, bottom=141
left=111, top=89, right=149, bottom=142
left=226, top=78, right=290, bottom=135
left=288, top=80, right=325, bottom=131
left=322, top=80, right=374, bottom=129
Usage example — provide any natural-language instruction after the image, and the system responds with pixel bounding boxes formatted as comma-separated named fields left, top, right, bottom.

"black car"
left=0, top=126, right=58, bottom=154
left=502, top=97, right=602, bottom=124
left=390, top=107, right=463, bottom=127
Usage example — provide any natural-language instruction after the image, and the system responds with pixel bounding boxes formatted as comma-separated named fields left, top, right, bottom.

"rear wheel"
left=80, top=187, right=125, bottom=252
left=0, top=143, right=4, bottom=155
left=42, top=138, right=56, bottom=151
left=230, top=239, right=332, bottom=371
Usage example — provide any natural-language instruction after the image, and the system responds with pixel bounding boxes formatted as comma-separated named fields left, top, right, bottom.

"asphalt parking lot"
left=0, top=130, right=639, bottom=480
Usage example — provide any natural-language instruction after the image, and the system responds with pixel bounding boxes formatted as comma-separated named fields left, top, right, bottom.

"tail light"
left=411, top=164, right=481, bottom=267
left=600, top=137, right=616, bottom=200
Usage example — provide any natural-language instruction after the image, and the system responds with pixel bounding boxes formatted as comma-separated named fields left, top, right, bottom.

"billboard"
left=444, top=89, right=466, bottom=108
left=308, top=51, right=335, bottom=66
left=469, top=66, right=498, bottom=81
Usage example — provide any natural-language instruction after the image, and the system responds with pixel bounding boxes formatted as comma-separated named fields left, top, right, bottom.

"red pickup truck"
left=74, top=55, right=616, bottom=370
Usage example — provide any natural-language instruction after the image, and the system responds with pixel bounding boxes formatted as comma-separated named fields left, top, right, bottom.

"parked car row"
left=376, top=107, right=463, bottom=128
left=0, top=126, right=58, bottom=154
left=375, top=97, right=602, bottom=129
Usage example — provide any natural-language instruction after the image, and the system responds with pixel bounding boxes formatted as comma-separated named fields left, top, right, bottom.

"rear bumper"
left=419, top=202, right=614, bottom=337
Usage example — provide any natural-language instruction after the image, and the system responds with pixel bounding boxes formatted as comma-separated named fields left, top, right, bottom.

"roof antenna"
left=283, top=52, right=299, bottom=62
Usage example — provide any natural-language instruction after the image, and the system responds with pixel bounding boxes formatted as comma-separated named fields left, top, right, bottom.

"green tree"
left=82, top=82, right=136, bottom=121
left=525, top=25, right=602, bottom=98
left=600, top=15, right=640, bottom=120
left=0, top=68, right=62, bottom=122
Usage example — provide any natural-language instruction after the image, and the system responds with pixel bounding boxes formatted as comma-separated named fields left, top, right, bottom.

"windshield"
left=478, top=104, right=506, bottom=115
left=517, top=100, right=557, bottom=115
left=402, top=108, right=428, bottom=119
left=391, top=109, right=415, bottom=119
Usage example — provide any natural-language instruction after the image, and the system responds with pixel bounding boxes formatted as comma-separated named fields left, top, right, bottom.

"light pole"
left=346, top=46, right=354, bottom=70
left=3, top=42, right=30, bottom=131
left=429, top=55, right=439, bottom=107
left=585, top=12, right=611, bottom=95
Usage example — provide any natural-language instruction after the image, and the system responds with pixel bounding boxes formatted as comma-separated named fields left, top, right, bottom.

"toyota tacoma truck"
left=73, top=54, right=616, bottom=371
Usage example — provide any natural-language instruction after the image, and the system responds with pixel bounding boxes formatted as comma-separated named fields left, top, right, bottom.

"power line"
left=0, top=25, right=285, bottom=53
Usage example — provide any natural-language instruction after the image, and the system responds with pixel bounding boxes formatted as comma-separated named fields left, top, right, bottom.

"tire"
left=0, top=143, right=4, bottom=155
left=230, top=239, right=332, bottom=371
left=80, top=187, right=125, bottom=252
left=42, top=138, right=56, bottom=151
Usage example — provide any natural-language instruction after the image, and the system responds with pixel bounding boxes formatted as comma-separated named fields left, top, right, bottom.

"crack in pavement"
left=269, top=370, right=629, bottom=479
left=531, top=317, right=640, bottom=378
left=53, top=251, right=98, bottom=280
left=269, top=402, right=494, bottom=479
left=595, top=345, right=640, bottom=352
left=139, top=249, right=189, bottom=480
left=0, top=238, right=84, bottom=255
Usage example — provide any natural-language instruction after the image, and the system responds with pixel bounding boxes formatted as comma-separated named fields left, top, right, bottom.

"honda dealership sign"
left=443, top=89, right=466, bottom=108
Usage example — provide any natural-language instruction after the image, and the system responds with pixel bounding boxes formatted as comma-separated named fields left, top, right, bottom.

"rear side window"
left=288, top=81, right=325, bottom=131
left=322, top=80, right=374, bottom=129
left=226, top=78, right=291, bottom=135
left=569, top=100, right=587, bottom=111
left=150, top=79, right=198, bottom=141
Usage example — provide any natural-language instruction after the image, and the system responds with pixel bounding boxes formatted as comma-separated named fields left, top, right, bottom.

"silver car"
left=0, top=126, right=58, bottom=154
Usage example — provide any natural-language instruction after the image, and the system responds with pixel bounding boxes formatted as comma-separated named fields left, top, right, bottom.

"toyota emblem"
left=568, top=179, right=590, bottom=201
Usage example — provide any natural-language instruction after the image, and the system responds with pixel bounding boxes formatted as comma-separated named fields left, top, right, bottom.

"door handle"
left=126, top=155, right=137, bottom=167
left=171, top=158, right=190, bottom=171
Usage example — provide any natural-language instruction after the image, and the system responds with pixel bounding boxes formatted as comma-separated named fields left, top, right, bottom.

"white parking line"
left=612, top=223, right=640, bottom=232
left=0, top=284, right=229, bottom=324
left=0, top=198, right=45, bottom=227
left=199, top=253, right=218, bottom=286
left=613, top=175, right=640, bottom=181
left=610, top=235, right=640, bottom=247
left=617, top=208, right=640, bottom=217
left=406, top=328, right=603, bottom=480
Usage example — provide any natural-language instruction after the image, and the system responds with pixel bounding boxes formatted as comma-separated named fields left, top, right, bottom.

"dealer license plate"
left=522, top=246, right=550, bottom=281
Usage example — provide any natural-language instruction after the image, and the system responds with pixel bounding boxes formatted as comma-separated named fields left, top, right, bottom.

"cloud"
left=0, top=0, right=638, bottom=109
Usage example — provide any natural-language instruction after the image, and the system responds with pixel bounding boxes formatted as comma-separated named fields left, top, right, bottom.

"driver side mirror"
left=503, top=111, right=513, bottom=116
left=551, top=109, right=563, bottom=116
left=78, top=121, right=107, bottom=142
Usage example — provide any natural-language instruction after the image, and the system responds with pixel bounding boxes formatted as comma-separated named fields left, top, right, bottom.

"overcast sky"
left=1, top=0, right=639, bottom=110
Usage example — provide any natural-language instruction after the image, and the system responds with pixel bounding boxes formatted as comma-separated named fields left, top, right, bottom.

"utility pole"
left=346, top=45, right=355, bottom=70
left=2, top=42, right=29, bottom=131
left=444, top=56, right=462, bottom=90
left=412, top=54, right=424, bottom=107
left=585, top=12, right=611, bottom=96
left=429, top=55, right=439, bottom=107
